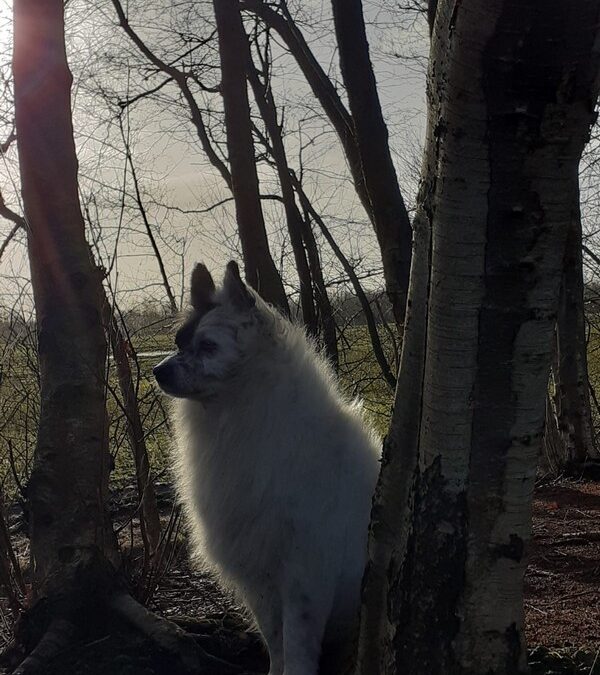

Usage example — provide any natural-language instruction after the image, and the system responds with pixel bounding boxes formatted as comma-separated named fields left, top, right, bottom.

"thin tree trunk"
left=240, top=0, right=365, bottom=210
left=247, top=53, right=338, bottom=364
left=246, top=61, right=317, bottom=334
left=330, top=0, right=412, bottom=326
left=542, top=391, right=563, bottom=474
left=101, top=295, right=162, bottom=555
left=299, top=214, right=339, bottom=368
left=291, top=173, right=396, bottom=388
left=427, top=0, right=438, bottom=35
left=212, top=0, right=289, bottom=314
left=118, top=116, right=178, bottom=315
left=113, top=0, right=288, bottom=314
left=552, top=202, right=598, bottom=467
left=359, top=1, right=600, bottom=673
left=13, top=0, right=119, bottom=596
left=241, top=0, right=412, bottom=327
left=356, top=207, right=431, bottom=672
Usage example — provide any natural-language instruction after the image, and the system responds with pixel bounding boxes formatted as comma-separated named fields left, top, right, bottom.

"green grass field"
left=4, top=318, right=600, bottom=501
left=0, top=323, right=396, bottom=499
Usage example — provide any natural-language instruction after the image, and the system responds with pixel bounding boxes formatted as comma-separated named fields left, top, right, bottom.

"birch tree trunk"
left=212, top=0, right=289, bottom=314
left=358, top=1, right=600, bottom=673
left=13, top=0, right=119, bottom=598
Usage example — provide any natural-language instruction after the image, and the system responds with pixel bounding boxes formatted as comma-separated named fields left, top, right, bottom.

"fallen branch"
left=553, top=531, right=600, bottom=546
left=539, top=588, right=598, bottom=607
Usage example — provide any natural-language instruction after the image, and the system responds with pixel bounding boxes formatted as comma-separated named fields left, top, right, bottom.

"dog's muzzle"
left=153, top=359, right=176, bottom=389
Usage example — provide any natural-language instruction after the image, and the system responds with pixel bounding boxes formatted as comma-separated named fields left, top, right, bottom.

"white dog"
left=153, top=262, right=381, bottom=675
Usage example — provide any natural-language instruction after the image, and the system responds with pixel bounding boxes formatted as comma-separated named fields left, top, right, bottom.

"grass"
left=0, top=322, right=396, bottom=500
left=5, top=315, right=600, bottom=502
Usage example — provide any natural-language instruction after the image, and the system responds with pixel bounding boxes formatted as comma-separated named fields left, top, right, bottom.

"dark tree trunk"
left=356, top=208, right=430, bottom=672
left=212, top=0, right=289, bottom=314
left=291, top=173, right=396, bottom=389
left=299, top=216, right=339, bottom=369
left=241, top=0, right=412, bottom=328
left=13, top=0, right=119, bottom=597
left=240, top=0, right=365, bottom=209
left=330, top=0, right=412, bottom=326
left=246, top=63, right=318, bottom=335
left=552, top=203, right=598, bottom=467
left=427, top=0, right=438, bottom=34
left=358, top=1, right=600, bottom=673
left=11, top=5, right=266, bottom=673
left=247, top=56, right=339, bottom=364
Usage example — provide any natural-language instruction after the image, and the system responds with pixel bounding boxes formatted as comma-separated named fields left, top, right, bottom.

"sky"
left=0, top=0, right=429, bottom=315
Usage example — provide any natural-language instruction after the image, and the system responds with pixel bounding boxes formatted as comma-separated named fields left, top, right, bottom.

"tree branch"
left=111, top=0, right=232, bottom=188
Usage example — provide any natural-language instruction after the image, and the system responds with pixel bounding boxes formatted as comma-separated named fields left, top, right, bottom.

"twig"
left=553, top=531, right=600, bottom=546
left=0, top=222, right=23, bottom=263
left=541, top=589, right=598, bottom=606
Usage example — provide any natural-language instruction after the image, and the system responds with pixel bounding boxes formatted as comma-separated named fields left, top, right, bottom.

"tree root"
left=11, top=618, right=76, bottom=675
left=5, top=546, right=264, bottom=674
left=7, top=590, right=264, bottom=674
left=110, top=592, right=258, bottom=674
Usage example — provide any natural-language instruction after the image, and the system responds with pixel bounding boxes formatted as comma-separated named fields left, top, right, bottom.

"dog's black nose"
left=153, top=361, right=173, bottom=387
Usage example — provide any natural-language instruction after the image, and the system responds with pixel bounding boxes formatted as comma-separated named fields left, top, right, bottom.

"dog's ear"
left=190, top=263, right=216, bottom=313
left=223, top=261, right=256, bottom=310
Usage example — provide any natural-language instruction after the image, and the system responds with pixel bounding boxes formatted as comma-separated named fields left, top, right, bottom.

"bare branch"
left=118, top=76, right=173, bottom=109
left=0, top=222, right=22, bottom=263
left=110, top=0, right=233, bottom=188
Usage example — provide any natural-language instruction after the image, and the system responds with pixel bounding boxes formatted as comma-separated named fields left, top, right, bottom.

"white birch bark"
left=358, top=1, right=600, bottom=673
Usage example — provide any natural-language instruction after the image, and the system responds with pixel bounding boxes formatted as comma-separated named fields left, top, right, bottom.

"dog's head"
left=153, top=261, right=263, bottom=400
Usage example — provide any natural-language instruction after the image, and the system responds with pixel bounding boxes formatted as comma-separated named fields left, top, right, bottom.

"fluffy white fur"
left=155, top=263, right=381, bottom=675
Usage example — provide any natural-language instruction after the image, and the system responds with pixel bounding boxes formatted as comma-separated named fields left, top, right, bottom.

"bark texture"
left=358, top=1, right=600, bottom=673
left=213, top=0, right=289, bottom=314
left=13, top=0, right=119, bottom=594
left=330, top=0, right=412, bottom=325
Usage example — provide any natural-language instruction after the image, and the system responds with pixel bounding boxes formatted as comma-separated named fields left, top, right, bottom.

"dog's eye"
left=196, top=338, right=217, bottom=355
left=175, top=321, right=196, bottom=351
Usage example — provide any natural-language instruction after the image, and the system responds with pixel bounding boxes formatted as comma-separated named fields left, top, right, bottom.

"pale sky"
left=0, top=0, right=429, bottom=315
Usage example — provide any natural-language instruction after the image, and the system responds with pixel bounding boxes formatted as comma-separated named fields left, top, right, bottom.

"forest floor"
left=0, top=476, right=599, bottom=674
left=524, top=477, right=600, bottom=673
left=525, top=478, right=600, bottom=647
